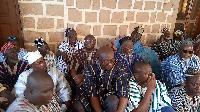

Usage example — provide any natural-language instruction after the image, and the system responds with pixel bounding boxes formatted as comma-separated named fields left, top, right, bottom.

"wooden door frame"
left=14, top=0, right=24, bottom=48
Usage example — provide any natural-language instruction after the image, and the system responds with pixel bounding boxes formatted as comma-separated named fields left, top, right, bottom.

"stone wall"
left=18, top=0, right=180, bottom=52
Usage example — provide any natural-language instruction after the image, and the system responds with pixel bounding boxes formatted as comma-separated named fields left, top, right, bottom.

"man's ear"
left=28, top=88, right=33, bottom=94
left=134, top=73, right=139, bottom=79
left=120, top=45, right=123, bottom=51
left=3, top=52, right=8, bottom=58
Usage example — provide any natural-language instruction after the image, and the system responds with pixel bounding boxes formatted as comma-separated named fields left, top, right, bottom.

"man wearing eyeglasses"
left=161, top=38, right=199, bottom=90
left=71, top=34, right=98, bottom=88
left=70, top=34, right=98, bottom=110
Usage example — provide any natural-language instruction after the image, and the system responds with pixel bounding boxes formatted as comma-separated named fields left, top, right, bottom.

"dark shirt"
left=79, top=61, right=129, bottom=111
left=151, top=39, right=180, bottom=61
left=0, top=61, right=30, bottom=89
left=71, top=48, right=98, bottom=74
left=114, top=52, right=143, bottom=77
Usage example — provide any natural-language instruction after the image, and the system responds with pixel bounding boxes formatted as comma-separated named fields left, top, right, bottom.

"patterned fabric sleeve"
left=71, top=50, right=79, bottom=71
left=157, top=80, right=172, bottom=108
left=161, top=56, right=185, bottom=89
left=45, top=51, right=58, bottom=69
left=54, top=68, right=72, bottom=102
left=58, top=41, right=68, bottom=52
left=0, top=62, right=11, bottom=89
left=0, top=52, right=5, bottom=62
left=169, top=87, right=184, bottom=111
left=18, top=48, right=28, bottom=61
left=151, top=41, right=159, bottom=54
left=83, top=65, right=98, bottom=97
left=115, top=64, right=129, bottom=98
left=15, top=61, right=31, bottom=84
left=126, top=78, right=141, bottom=112
left=58, top=55, right=68, bottom=74
left=14, top=69, right=33, bottom=97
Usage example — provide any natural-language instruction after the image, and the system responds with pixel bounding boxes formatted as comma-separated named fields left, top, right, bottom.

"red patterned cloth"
left=1, top=42, right=14, bottom=54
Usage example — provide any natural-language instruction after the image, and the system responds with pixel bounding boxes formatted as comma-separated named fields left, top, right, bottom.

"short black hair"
left=119, top=36, right=133, bottom=46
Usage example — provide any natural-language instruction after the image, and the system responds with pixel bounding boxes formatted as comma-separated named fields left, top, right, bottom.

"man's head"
left=24, top=51, right=47, bottom=71
left=25, top=70, right=54, bottom=106
left=7, top=36, right=20, bottom=52
left=162, top=28, right=170, bottom=39
left=119, top=36, right=133, bottom=56
left=185, top=68, right=200, bottom=96
left=65, top=28, right=77, bottom=45
left=131, top=26, right=144, bottom=43
left=84, top=34, right=96, bottom=50
left=173, top=30, right=185, bottom=41
left=179, top=38, right=194, bottom=61
left=34, top=37, right=50, bottom=57
left=194, top=39, right=200, bottom=57
left=133, top=61, right=152, bottom=87
left=98, top=46, right=115, bottom=70
left=1, top=42, right=18, bottom=63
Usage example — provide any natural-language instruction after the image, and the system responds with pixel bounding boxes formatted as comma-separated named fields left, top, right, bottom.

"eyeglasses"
left=182, top=50, right=194, bottom=54
left=84, top=40, right=94, bottom=42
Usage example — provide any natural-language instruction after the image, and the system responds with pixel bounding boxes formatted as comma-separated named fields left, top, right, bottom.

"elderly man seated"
left=14, top=50, right=71, bottom=111
left=7, top=70, right=61, bottom=111
left=161, top=38, right=199, bottom=90
left=0, top=36, right=28, bottom=62
left=0, top=42, right=30, bottom=90
left=169, top=67, right=200, bottom=111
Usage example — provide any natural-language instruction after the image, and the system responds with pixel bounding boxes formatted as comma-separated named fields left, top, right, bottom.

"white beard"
left=182, top=58, right=190, bottom=62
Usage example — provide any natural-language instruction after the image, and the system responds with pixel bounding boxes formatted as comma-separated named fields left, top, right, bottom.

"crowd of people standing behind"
left=0, top=26, right=199, bottom=112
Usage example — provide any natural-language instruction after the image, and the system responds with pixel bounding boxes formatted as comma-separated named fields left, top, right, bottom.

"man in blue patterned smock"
left=126, top=61, right=174, bottom=112
left=114, top=36, right=143, bottom=77
left=115, top=26, right=161, bottom=80
left=161, top=38, right=199, bottom=90
left=57, top=28, right=83, bottom=74
left=0, top=36, right=28, bottom=62
left=73, top=46, right=129, bottom=112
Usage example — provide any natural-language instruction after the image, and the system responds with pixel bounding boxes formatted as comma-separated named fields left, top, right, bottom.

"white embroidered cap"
left=23, top=50, right=43, bottom=64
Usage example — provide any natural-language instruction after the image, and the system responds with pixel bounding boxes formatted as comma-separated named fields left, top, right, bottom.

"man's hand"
left=73, top=74, right=83, bottom=87
left=146, top=73, right=156, bottom=92
left=62, top=53, right=68, bottom=62
left=0, top=100, right=10, bottom=110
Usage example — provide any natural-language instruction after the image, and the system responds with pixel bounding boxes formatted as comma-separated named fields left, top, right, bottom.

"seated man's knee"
left=104, top=95, right=119, bottom=111
left=161, top=106, right=175, bottom=112
left=72, top=100, right=85, bottom=112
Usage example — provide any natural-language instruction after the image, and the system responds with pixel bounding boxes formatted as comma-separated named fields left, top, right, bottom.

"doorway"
left=175, top=0, right=200, bottom=39
left=0, top=0, right=23, bottom=47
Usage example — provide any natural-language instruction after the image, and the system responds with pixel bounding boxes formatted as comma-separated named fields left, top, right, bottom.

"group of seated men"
left=0, top=26, right=199, bottom=112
